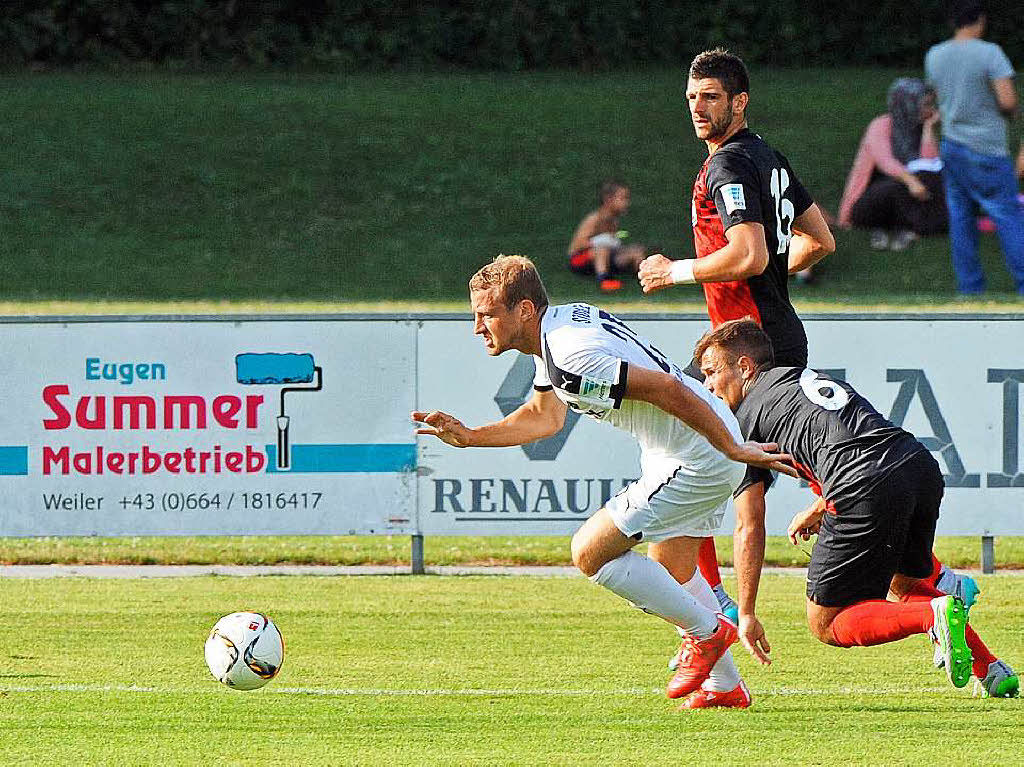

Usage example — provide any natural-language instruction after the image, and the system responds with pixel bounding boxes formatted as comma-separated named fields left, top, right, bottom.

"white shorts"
left=605, top=457, right=745, bottom=542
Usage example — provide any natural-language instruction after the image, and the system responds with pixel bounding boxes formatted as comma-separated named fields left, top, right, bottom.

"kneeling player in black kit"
left=693, top=318, right=1019, bottom=697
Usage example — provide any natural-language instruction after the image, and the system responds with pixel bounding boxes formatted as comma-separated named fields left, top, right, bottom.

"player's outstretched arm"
left=412, top=389, right=567, bottom=449
left=625, top=366, right=796, bottom=476
left=638, top=223, right=769, bottom=294
left=734, top=482, right=772, bottom=665
left=787, top=204, right=835, bottom=274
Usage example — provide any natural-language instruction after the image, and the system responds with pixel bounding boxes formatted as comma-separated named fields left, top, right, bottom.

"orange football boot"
left=678, top=680, right=752, bottom=710
left=599, top=277, right=623, bottom=291
left=665, top=615, right=739, bottom=699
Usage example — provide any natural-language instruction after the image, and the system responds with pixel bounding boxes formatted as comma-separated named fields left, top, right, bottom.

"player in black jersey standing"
left=638, top=48, right=835, bottom=642
left=644, top=48, right=989, bottom=693
left=693, top=319, right=1019, bottom=698
left=639, top=48, right=834, bottom=366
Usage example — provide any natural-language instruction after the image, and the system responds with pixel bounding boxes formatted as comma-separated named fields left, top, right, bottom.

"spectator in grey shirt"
left=925, top=0, right=1024, bottom=296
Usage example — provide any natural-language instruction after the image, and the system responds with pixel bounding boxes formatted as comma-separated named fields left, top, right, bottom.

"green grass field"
left=0, top=534, right=1021, bottom=569
left=1, top=69, right=1021, bottom=308
left=0, top=573, right=1019, bottom=765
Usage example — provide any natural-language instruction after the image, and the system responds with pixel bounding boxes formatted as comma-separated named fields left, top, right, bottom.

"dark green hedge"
left=1, top=1, right=1020, bottom=69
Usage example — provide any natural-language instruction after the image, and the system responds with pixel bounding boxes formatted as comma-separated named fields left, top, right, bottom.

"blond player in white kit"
left=413, top=255, right=795, bottom=709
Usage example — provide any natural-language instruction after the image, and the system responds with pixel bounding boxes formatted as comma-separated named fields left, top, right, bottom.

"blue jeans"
left=940, top=139, right=1024, bottom=294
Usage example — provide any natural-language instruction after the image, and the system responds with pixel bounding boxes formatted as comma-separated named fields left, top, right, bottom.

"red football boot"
left=665, top=615, right=739, bottom=699
left=599, top=277, right=623, bottom=291
left=678, top=680, right=752, bottom=710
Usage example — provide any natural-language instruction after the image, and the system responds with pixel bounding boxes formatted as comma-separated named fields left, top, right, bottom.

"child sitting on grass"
left=567, top=180, right=645, bottom=291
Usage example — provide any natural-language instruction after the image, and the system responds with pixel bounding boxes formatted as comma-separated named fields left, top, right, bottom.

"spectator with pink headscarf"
left=838, top=78, right=948, bottom=250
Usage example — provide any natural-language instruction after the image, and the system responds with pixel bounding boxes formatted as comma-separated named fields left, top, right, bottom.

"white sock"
left=674, top=577, right=729, bottom=638
left=589, top=551, right=718, bottom=639
left=679, top=570, right=742, bottom=692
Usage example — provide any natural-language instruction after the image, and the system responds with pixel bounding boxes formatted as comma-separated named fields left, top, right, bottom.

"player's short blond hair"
left=469, top=255, right=550, bottom=311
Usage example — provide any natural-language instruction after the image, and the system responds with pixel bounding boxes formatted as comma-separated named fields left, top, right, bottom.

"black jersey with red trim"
left=692, top=129, right=814, bottom=366
left=733, top=367, right=928, bottom=511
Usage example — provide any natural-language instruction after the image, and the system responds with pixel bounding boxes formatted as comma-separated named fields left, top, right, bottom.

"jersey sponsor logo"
left=579, top=375, right=612, bottom=401
left=721, top=183, right=746, bottom=214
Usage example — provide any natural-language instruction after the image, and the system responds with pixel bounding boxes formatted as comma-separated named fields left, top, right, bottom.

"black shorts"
left=806, top=450, right=943, bottom=607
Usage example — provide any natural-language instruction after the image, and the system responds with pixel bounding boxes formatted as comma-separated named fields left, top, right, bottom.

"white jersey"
left=533, top=303, right=743, bottom=478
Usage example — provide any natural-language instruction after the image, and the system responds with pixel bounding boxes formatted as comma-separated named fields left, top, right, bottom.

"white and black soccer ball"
left=204, top=612, right=285, bottom=691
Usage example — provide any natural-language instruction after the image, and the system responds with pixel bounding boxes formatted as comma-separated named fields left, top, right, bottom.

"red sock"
left=928, top=553, right=943, bottom=586
left=829, top=600, right=934, bottom=647
left=697, top=537, right=722, bottom=590
left=898, top=579, right=997, bottom=678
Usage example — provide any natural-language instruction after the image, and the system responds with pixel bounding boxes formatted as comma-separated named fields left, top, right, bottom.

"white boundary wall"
left=0, top=314, right=1021, bottom=537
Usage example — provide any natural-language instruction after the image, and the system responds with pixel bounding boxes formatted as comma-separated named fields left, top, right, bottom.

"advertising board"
left=418, top=315, right=1024, bottom=536
left=0, top=318, right=417, bottom=535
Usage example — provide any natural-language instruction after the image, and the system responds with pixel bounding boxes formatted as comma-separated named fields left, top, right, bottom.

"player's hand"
left=738, top=614, right=772, bottom=665
left=787, top=500, right=825, bottom=545
left=637, top=254, right=675, bottom=294
left=411, top=410, right=473, bottom=448
left=730, top=441, right=798, bottom=478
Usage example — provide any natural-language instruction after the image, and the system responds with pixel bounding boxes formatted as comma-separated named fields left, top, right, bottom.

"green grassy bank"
left=2, top=69, right=1021, bottom=307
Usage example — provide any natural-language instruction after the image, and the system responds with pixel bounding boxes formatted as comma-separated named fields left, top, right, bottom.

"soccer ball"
left=204, top=612, right=285, bottom=690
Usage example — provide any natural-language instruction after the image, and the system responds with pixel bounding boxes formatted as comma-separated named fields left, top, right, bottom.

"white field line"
left=0, top=682, right=956, bottom=697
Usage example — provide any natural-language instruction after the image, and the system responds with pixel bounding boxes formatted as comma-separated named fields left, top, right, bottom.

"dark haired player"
left=640, top=47, right=835, bottom=651
left=640, top=49, right=977, bottom=646
left=641, top=48, right=834, bottom=360
left=694, top=318, right=1019, bottom=699
left=568, top=180, right=645, bottom=291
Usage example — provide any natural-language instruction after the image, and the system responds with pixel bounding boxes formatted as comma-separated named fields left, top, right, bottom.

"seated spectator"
left=837, top=78, right=947, bottom=251
left=568, top=180, right=645, bottom=291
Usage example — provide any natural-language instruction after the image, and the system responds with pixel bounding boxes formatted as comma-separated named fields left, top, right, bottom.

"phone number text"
left=117, top=492, right=323, bottom=512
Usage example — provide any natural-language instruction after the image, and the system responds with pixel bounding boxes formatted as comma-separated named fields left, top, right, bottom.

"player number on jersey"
left=770, top=167, right=795, bottom=255
left=598, top=310, right=671, bottom=373
left=799, top=369, right=848, bottom=411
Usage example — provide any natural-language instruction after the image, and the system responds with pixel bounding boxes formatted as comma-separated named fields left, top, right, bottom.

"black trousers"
left=849, top=171, right=948, bottom=235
